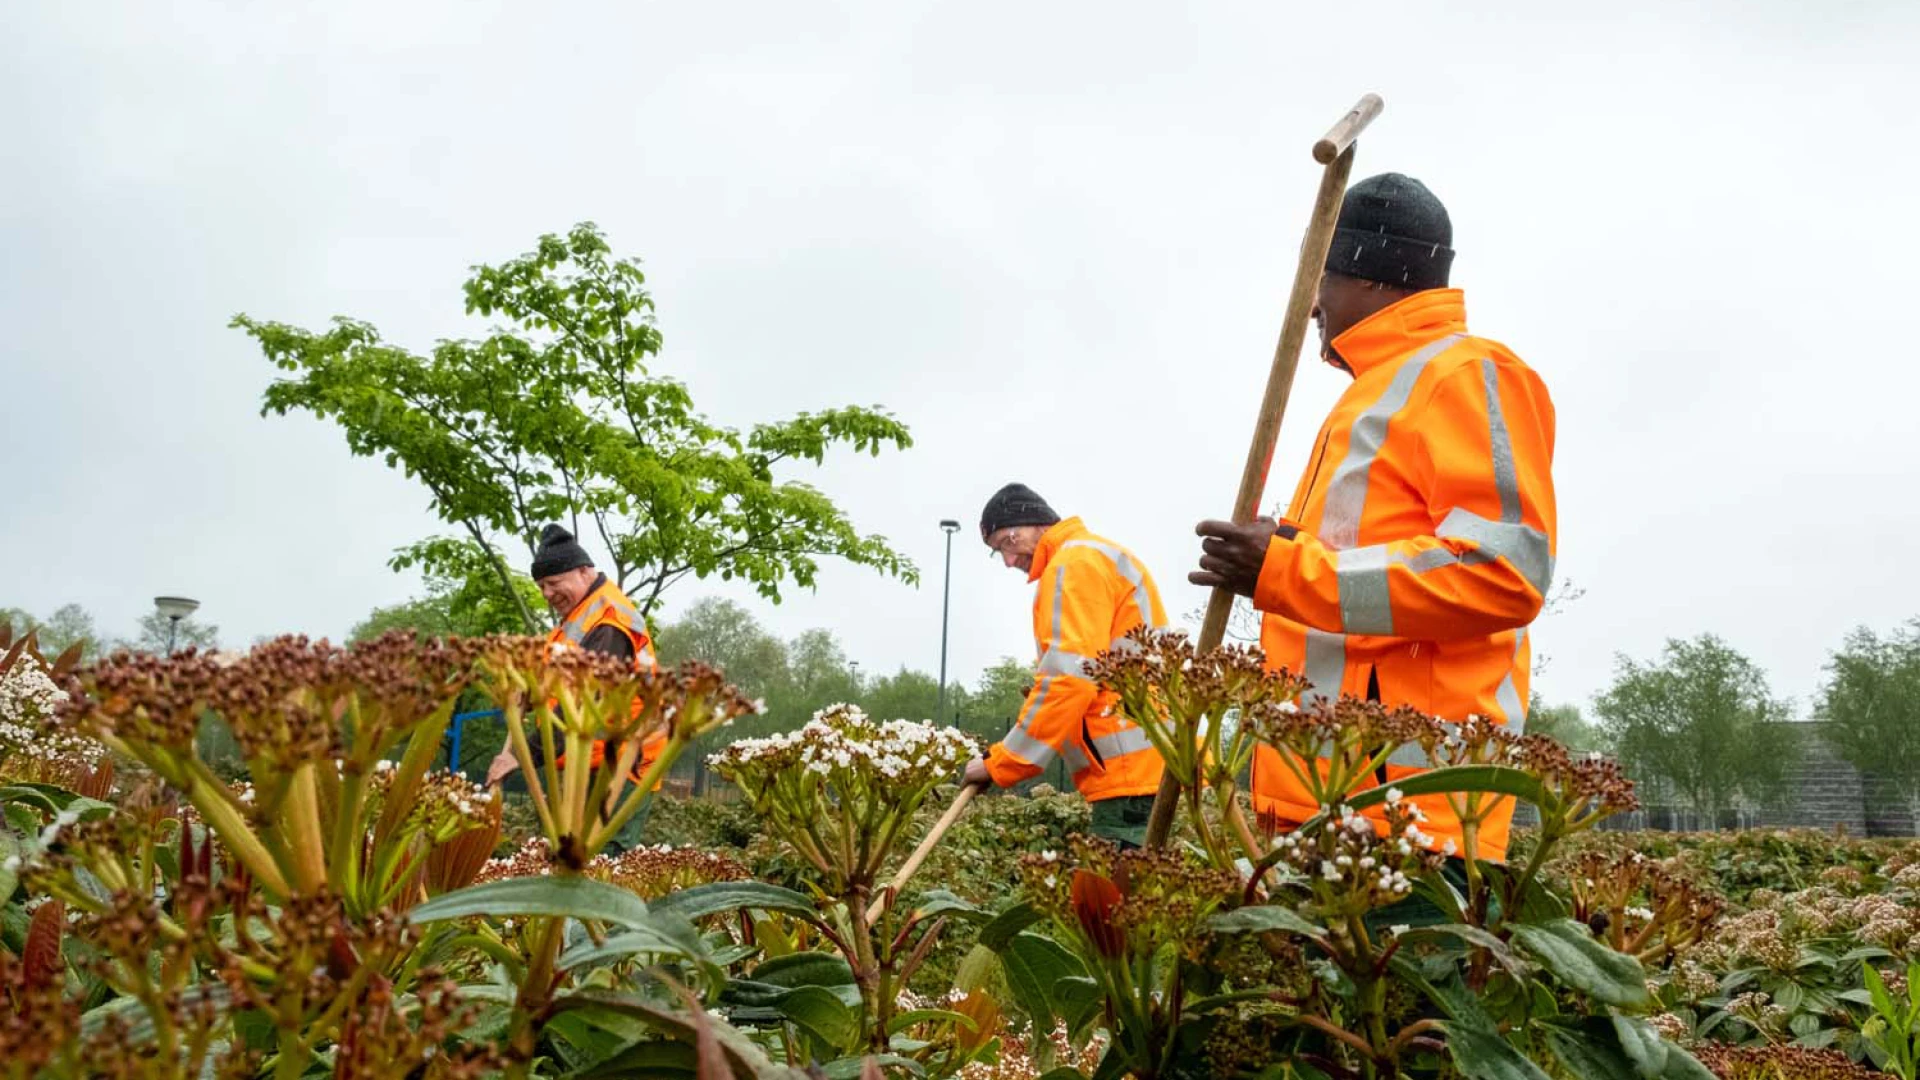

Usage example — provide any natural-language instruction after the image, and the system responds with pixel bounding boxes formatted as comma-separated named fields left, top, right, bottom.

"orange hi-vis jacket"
left=1250, top=289, right=1556, bottom=862
left=547, top=575, right=663, bottom=783
left=985, top=518, right=1170, bottom=801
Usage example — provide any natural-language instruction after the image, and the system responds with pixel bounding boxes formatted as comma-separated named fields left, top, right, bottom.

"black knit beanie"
left=1325, top=173, right=1454, bottom=290
left=530, top=524, right=594, bottom=580
left=979, top=483, right=1060, bottom=540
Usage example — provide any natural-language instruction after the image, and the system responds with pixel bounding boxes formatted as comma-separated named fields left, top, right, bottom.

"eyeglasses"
left=986, top=530, right=1024, bottom=559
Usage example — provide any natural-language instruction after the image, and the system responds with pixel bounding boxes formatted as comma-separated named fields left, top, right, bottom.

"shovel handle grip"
left=1313, top=93, right=1385, bottom=164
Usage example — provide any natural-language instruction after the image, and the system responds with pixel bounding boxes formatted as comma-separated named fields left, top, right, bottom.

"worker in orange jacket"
left=1192, top=173, right=1556, bottom=864
left=964, top=484, right=1169, bottom=848
left=487, top=525, right=663, bottom=852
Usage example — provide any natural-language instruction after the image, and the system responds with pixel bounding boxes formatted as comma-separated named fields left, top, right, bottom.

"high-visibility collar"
left=1329, top=288, right=1469, bottom=379
left=1026, top=517, right=1087, bottom=584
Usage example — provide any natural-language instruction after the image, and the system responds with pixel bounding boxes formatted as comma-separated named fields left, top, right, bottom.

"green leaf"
left=649, top=880, right=821, bottom=924
left=1053, top=975, right=1105, bottom=1038
left=1444, top=1017, right=1554, bottom=1080
left=1396, top=924, right=1532, bottom=980
left=1301, top=765, right=1547, bottom=831
left=976, top=901, right=1043, bottom=948
left=0, top=830, right=20, bottom=901
left=999, top=931, right=1086, bottom=1033
left=1542, top=1019, right=1644, bottom=1080
left=550, top=988, right=788, bottom=1079
left=408, top=876, right=651, bottom=928
left=1511, top=919, right=1651, bottom=1009
left=1656, top=1047, right=1719, bottom=1080
left=905, top=889, right=985, bottom=922
left=1773, top=981, right=1805, bottom=1014
left=749, top=951, right=856, bottom=990
left=558, top=911, right=712, bottom=973
left=776, top=984, right=860, bottom=1055
left=886, top=1008, right=970, bottom=1034
left=568, top=1039, right=697, bottom=1079
left=1208, top=904, right=1325, bottom=939
left=820, top=1054, right=925, bottom=1078
left=1611, top=1014, right=1671, bottom=1077
left=1035, top=1070, right=1090, bottom=1080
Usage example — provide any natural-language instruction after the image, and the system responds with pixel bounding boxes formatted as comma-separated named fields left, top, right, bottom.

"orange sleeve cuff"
left=984, top=744, right=1040, bottom=787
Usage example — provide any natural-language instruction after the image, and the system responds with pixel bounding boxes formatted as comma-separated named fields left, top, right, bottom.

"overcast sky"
left=4, top=1, right=1916, bottom=719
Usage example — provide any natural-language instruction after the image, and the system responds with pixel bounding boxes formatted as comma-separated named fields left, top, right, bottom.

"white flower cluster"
left=711, top=704, right=976, bottom=785
left=0, top=661, right=97, bottom=769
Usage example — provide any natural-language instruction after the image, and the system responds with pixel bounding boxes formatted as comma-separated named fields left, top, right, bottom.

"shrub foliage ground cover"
left=3, top=623, right=1917, bottom=1080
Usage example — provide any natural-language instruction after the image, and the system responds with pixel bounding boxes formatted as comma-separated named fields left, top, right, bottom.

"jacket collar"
left=1330, top=288, right=1468, bottom=378
left=1028, top=517, right=1087, bottom=583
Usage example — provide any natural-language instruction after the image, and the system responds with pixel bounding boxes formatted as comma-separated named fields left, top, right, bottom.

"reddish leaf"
left=1071, top=869, right=1127, bottom=959
left=23, top=900, right=66, bottom=989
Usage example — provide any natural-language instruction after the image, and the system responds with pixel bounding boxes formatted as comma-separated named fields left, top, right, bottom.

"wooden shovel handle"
left=866, top=781, right=984, bottom=923
left=1313, top=93, right=1385, bottom=164
left=1142, top=95, right=1382, bottom=850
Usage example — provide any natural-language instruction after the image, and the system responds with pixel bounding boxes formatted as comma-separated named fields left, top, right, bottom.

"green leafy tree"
left=1528, top=698, right=1604, bottom=754
left=348, top=549, right=544, bottom=644
left=1816, top=618, right=1920, bottom=802
left=1593, top=634, right=1796, bottom=816
left=1, top=603, right=103, bottom=661
left=236, top=222, right=916, bottom=634
left=861, top=667, right=945, bottom=723
left=123, top=611, right=221, bottom=655
left=958, top=656, right=1034, bottom=747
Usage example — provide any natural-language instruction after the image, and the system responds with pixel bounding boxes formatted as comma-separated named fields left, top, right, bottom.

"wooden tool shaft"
left=1313, top=93, right=1384, bottom=164
left=866, top=781, right=983, bottom=923
left=1141, top=112, right=1371, bottom=850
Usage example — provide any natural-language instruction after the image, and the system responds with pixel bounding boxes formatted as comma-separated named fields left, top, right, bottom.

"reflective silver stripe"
left=1319, top=334, right=1465, bottom=550
left=1335, top=545, right=1395, bottom=635
left=1061, top=539, right=1164, bottom=629
left=1036, top=648, right=1094, bottom=678
left=1481, top=359, right=1522, bottom=524
left=1494, top=628, right=1528, bottom=731
left=1437, top=508, right=1554, bottom=597
left=1000, top=725, right=1059, bottom=769
left=1091, top=725, right=1153, bottom=759
left=559, top=596, right=612, bottom=644
left=1302, top=628, right=1347, bottom=707
left=1401, top=547, right=1461, bottom=574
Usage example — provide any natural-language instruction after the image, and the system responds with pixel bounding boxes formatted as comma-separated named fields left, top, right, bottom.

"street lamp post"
left=153, top=596, right=200, bottom=656
left=936, top=519, right=960, bottom=726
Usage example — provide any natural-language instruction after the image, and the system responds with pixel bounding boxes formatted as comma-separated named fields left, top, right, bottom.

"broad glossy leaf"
left=82, top=986, right=230, bottom=1040
left=650, top=881, right=820, bottom=924
left=1542, top=1019, right=1643, bottom=1080
left=976, top=901, right=1043, bottom=948
left=1000, top=931, right=1086, bottom=1031
left=551, top=988, right=785, bottom=1079
left=409, top=876, right=650, bottom=928
left=1208, top=904, right=1324, bottom=938
left=905, top=889, right=985, bottom=922
left=1657, top=1047, right=1719, bottom=1080
left=1443, top=1017, right=1554, bottom=1080
left=570, top=1039, right=698, bottom=1079
left=559, top=911, right=711, bottom=973
left=820, top=1055, right=925, bottom=1079
left=885, top=1008, right=970, bottom=1034
left=776, top=984, right=860, bottom=1053
left=1303, top=765, right=1546, bottom=831
left=1053, top=974, right=1104, bottom=1037
left=1397, top=924, right=1532, bottom=980
left=1611, top=1014, right=1671, bottom=1077
left=1511, top=919, right=1651, bottom=1009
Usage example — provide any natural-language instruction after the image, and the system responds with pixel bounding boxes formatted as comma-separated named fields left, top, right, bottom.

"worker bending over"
left=964, top=484, right=1169, bottom=848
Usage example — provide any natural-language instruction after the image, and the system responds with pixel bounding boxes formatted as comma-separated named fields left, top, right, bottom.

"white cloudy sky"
left=3, top=1, right=1915, bottom=718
